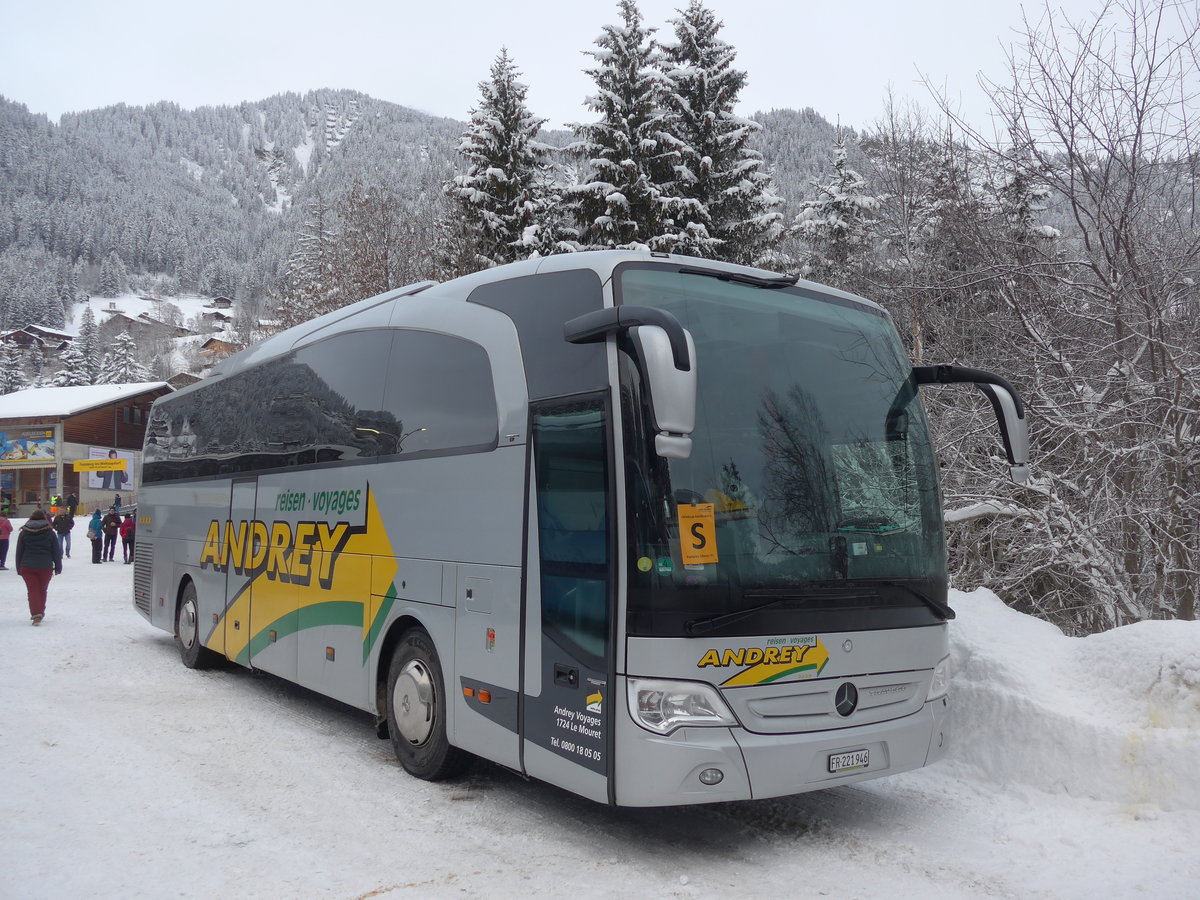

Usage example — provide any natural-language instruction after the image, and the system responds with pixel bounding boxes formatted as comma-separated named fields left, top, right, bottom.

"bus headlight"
left=927, top=656, right=950, bottom=701
left=627, top=678, right=738, bottom=735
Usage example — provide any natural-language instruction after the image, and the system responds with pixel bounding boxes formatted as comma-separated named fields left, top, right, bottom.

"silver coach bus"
left=134, top=251, right=1028, bottom=806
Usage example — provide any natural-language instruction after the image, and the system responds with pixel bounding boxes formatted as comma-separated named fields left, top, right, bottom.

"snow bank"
left=947, top=588, right=1200, bottom=812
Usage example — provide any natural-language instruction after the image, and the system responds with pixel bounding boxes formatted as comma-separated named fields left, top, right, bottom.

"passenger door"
left=521, top=396, right=614, bottom=802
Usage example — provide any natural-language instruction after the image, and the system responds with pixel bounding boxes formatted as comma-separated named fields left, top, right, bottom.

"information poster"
left=0, top=429, right=56, bottom=465
left=87, top=447, right=136, bottom=491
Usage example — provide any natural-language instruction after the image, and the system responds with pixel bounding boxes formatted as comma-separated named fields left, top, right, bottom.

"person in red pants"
left=15, top=509, right=63, bottom=625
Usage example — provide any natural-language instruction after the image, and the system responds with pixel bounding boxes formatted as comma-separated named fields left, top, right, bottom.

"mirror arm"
left=564, top=306, right=692, bottom=371
left=913, top=365, right=1025, bottom=417
left=912, top=365, right=1030, bottom=484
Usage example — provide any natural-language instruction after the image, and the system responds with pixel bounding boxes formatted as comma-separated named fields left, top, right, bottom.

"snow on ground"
left=1, top=552, right=1196, bottom=899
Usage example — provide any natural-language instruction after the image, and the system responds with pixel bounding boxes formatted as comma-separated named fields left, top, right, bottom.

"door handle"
left=554, top=664, right=579, bottom=688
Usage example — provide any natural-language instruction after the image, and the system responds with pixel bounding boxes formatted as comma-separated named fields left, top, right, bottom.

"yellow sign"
left=677, top=503, right=718, bottom=565
left=74, top=459, right=128, bottom=472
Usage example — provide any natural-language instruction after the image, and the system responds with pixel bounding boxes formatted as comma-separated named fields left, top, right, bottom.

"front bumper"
left=613, top=690, right=950, bottom=807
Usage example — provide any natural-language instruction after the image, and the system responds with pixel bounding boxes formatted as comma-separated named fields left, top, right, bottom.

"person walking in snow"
left=101, top=506, right=121, bottom=562
left=87, top=509, right=103, bottom=564
left=0, top=510, right=11, bottom=570
left=66, top=492, right=78, bottom=518
left=52, top=508, right=74, bottom=559
left=15, top=509, right=62, bottom=625
left=120, top=513, right=136, bottom=564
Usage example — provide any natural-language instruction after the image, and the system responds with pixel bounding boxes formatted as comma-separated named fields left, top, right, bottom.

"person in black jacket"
left=52, top=509, right=74, bottom=558
left=15, top=509, right=63, bottom=625
left=101, top=507, right=121, bottom=562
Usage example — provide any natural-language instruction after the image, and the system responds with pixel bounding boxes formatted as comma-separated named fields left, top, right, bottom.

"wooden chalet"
left=136, top=312, right=192, bottom=338
left=199, top=336, right=241, bottom=359
left=1, top=325, right=73, bottom=353
left=166, top=371, right=202, bottom=390
left=0, top=382, right=172, bottom=516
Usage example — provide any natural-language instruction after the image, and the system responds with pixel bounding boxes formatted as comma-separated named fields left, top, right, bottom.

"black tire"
left=386, top=629, right=470, bottom=780
left=175, top=580, right=220, bottom=669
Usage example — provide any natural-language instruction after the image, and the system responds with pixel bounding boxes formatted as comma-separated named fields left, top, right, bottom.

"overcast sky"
left=2, top=0, right=1109, bottom=133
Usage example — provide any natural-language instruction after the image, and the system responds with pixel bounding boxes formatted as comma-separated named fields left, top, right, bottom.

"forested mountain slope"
left=0, top=90, right=837, bottom=330
left=0, top=91, right=466, bottom=323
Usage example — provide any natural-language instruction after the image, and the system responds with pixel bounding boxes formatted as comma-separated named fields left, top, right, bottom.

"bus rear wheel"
left=175, top=581, right=219, bottom=670
left=386, top=629, right=469, bottom=780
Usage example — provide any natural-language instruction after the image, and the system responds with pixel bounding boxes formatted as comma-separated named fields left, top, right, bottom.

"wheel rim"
left=393, top=659, right=436, bottom=746
left=178, top=594, right=198, bottom=650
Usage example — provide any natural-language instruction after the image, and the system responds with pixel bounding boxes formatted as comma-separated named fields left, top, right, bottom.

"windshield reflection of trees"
left=758, top=385, right=836, bottom=559
left=755, top=380, right=928, bottom=572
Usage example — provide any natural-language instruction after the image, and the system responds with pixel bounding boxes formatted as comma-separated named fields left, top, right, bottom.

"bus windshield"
left=618, top=266, right=947, bottom=638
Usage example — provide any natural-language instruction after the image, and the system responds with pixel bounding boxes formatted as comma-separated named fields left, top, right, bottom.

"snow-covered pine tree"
left=56, top=260, right=76, bottom=305
left=0, top=340, right=25, bottom=394
left=38, top=279, right=66, bottom=330
left=659, top=1, right=782, bottom=263
left=75, top=306, right=103, bottom=385
left=97, top=250, right=128, bottom=297
left=276, top=189, right=339, bottom=328
left=569, top=0, right=677, bottom=250
left=991, top=121, right=1060, bottom=262
left=21, top=345, right=46, bottom=387
left=442, top=49, right=560, bottom=271
left=100, top=331, right=151, bottom=384
left=792, top=128, right=880, bottom=287
left=199, top=250, right=238, bottom=300
left=52, top=340, right=90, bottom=387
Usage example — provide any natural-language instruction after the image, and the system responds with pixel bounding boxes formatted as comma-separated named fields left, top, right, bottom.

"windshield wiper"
left=677, top=266, right=800, bottom=289
left=686, top=597, right=792, bottom=636
left=685, top=587, right=875, bottom=636
left=872, top=581, right=956, bottom=620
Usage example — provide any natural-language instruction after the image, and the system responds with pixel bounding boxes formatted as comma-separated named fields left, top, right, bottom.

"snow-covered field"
left=65, top=292, right=220, bottom=336
left=62, top=291, right=228, bottom=376
left=1, top=545, right=1196, bottom=899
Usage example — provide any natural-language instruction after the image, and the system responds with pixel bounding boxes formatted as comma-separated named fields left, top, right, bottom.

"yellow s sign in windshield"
left=677, top=503, right=718, bottom=565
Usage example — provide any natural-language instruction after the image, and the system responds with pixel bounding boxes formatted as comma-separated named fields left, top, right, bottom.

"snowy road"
left=2, top=555, right=1196, bottom=899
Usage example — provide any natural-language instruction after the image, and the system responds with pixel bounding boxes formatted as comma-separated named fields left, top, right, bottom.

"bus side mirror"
left=628, top=325, right=696, bottom=459
left=913, top=365, right=1030, bottom=484
left=564, top=305, right=697, bottom=460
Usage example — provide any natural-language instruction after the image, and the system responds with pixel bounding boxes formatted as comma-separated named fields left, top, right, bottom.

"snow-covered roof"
left=0, top=382, right=172, bottom=420
left=23, top=324, right=75, bottom=340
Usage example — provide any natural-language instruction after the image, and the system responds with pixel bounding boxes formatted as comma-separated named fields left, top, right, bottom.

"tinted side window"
left=143, top=329, right=497, bottom=482
left=379, top=330, right=497, bottom=455
left=293, top=330, right=394, bottom=458
left=467, top=270, right=607, bottom=401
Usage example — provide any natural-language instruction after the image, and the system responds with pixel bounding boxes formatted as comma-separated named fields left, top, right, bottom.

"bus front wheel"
left=386, top=629, right=469, bottom=780
left=175, top=581, right=219, bottom=669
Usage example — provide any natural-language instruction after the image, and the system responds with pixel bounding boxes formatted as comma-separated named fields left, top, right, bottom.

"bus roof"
left=199, top=250, right=885, bottom=388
